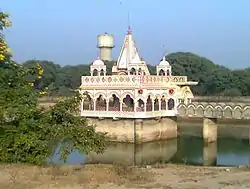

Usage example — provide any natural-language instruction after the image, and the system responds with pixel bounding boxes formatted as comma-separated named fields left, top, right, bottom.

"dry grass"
left=0, top=163, right=155, bottom=189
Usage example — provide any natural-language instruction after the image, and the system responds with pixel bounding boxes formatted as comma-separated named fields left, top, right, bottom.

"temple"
left=79, top=28, right=198, bottom=119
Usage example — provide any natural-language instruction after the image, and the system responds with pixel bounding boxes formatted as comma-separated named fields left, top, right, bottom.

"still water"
left=52, top=125, right=250, bottom=167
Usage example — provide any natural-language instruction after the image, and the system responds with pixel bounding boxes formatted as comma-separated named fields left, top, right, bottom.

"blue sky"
left=1, top=0, right=250, bottom=68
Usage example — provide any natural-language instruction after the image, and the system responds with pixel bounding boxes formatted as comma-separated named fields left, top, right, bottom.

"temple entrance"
left=168, top=98, right=175, bottom=110
left=123, top=95, right=134, bottom=111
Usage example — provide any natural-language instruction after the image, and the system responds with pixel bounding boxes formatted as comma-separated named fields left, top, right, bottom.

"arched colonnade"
left=81, top=93, right=176, bottom=113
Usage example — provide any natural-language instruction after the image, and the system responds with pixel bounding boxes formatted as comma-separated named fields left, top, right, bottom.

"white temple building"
left=79, top=28, right=198, bottom=119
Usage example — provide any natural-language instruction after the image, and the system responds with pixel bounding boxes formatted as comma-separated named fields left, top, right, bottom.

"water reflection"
left=51, top=135, right=250, bottom=167
left=86, top=139, right=177, bottom=165
left=171, top=136, right=250, bottom=166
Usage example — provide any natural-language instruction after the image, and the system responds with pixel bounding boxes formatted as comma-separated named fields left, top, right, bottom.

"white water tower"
left=97, top=33, right=114, bottom=61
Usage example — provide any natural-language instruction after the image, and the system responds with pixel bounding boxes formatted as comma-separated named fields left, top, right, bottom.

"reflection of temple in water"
left=86, top=139, right=177, bottom=165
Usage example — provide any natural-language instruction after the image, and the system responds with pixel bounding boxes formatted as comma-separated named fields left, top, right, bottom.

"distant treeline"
left=23, top=52, right=250, bottom=97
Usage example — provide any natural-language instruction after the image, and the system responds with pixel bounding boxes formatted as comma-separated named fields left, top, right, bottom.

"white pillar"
left=159, top=99, right=162, bottom=111
left=93, top=99, right=96, bottom=111
left=106, top=100, right=109, bottom=111
left=151, top=99, right=154, bottom=112
left=119, top=100, right=122, bottom=112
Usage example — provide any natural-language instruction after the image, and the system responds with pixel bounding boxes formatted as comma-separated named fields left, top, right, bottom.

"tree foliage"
left=23, top=53, right=250, bottom=97
left=0, top=12, right=106, bottom=164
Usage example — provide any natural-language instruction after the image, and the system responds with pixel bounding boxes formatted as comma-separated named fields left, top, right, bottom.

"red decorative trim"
left=169, top=88, right=174, bottom=95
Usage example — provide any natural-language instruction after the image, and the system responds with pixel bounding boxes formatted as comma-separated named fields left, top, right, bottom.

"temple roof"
left=159, top=56, right=170, bottom=66
left=116, top=27, right=142, bottom=69
left=92, top=57, right=105, bottom=66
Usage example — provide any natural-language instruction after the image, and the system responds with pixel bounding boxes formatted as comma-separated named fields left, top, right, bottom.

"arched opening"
left=161, top=96, right=167, bottom=110
left=82, top=94, right=94, bottom=111
left=130, top=68, right=136, bottom=75
left=154, top=98, right=159, bottom=111
left=146, top=95, right=153, bottom=111
left=108, top=94, right=120, bottom=111
left=96, top=95, right=106, bottom=111
left=159, top=69, right=165, bottom=76
left=168, top=98, right=175, bottom=110
left=122, top=95, right=134, bottom=112
left=136, top=99, right=145, bottom=112
left=100, top=69, right=105, bottom=76
left=166, top=69, right=170, bottom=76
left=138, top=68, right=142, bottom=75
left=93, top=69, right=98, bottom=76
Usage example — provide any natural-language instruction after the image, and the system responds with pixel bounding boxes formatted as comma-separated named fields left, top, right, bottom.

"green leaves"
left=0, top=11, right=106, bottom=165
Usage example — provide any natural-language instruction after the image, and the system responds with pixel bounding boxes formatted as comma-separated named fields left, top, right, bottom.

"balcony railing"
left=81, top=110, right=177, bottom=118
left=81, top=75, right=188, bottom=88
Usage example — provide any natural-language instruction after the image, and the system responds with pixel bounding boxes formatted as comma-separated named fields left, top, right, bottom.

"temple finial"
left=127, top=11, right=132, bottom=34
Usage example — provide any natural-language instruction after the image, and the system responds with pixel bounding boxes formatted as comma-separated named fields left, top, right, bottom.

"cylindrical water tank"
left=97, top=33, right=115, bottom=48
left=97, top=33, right=115, bottom=61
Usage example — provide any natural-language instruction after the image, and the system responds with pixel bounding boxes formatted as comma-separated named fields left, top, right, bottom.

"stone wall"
left=87, top=117, right=177, bottom=143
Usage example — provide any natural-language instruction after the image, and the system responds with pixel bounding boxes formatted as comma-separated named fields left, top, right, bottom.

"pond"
left=51, top=124, right=250, bottom=167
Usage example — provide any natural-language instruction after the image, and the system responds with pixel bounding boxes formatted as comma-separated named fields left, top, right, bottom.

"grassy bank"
left=2, top=163, right=250, bottom=189
left=0, top=163, right=154, bottom=189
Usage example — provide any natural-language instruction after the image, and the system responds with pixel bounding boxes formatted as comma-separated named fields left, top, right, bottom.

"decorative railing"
left=81, top=75, right=188, bottom=87
left=81, top=110, right=177, bottom=118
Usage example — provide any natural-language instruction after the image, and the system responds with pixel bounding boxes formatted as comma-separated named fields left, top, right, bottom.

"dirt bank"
left=1, top=164, right=250, bottom=189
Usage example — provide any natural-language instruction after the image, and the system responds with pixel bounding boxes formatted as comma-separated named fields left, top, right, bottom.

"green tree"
left=0, top=12, right=106, bottom=164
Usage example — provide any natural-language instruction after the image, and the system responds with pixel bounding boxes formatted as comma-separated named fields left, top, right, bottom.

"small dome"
left=159, top=56, right=170, bottom=66
left=92, top=57, right=105, bottom=66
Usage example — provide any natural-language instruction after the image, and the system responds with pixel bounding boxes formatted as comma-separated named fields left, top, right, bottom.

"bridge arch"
left=195, top=104, right=204, bottom=117
left=233, top=105, right=243, bottom=119
left=243, top=106, right=250, bottom=119
left=213, top=105, right=223, bottom=118
left=223, top=105, right=233, bottom=119
left=204, top=104, right=214, bottom=118
left=187, top=104, right=195, bottom=116
left=178, top=103, right=187, bottom=116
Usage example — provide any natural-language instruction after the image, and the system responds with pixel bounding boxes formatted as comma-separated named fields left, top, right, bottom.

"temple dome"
left=92, top=57, right=105, bottom=66
left=159, top=56, right=170, bottom=66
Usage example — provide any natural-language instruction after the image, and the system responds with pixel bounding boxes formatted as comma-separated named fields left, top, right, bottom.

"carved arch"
left=107, top=91, right=120, bottom=99
left=178, top=103, right=187, bottom=116
left=214, top=105, right=223, bottom=118
left=187, top=104, right=195, bottom=116
left=243, top=106, right=250, bottom=119
left=233, top=105, right=243, bottom=119
left=121, top=92, right=135, bottom=99
left=135, top=96, right=146, bottom=102
left=195, top=104, right=204, bottom=117
left=204, top=104, right=214, bottom=118
left=94, top=92, right=107, bottom=100
left=223, top=105, right=233, bottom=118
